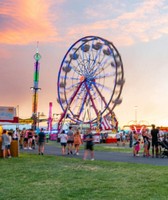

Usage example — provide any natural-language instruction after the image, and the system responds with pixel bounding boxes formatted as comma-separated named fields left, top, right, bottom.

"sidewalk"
left=21, top=142, right=168, bottom=166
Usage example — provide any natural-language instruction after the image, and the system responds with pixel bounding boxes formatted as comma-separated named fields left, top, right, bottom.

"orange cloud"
left=0, top=0, right=62, bottom=45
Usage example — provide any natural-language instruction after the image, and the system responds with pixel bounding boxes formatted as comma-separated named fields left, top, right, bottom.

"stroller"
left=158, top=139, right=168, bottom=158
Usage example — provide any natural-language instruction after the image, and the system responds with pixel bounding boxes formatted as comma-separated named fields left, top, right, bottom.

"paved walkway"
left=21, top=143, right=168, bottom=166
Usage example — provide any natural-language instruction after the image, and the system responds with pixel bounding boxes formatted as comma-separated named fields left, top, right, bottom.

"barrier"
left=106, top=138, right=117, bottom=143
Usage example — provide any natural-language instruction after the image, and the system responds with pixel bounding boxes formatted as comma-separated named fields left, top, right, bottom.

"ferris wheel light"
left=70, top=53, right=79, bottom=60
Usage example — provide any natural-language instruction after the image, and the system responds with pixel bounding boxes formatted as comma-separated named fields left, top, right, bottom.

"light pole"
left=134, top=106, right=138, bottom=124
left=16, top=105, right=19, bottom=118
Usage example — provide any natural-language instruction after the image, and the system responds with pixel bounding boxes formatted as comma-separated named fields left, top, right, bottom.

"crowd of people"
left=0, top=126, right=95, bottom=160
left=1, top=124, right=168, bottom=159
left=59, top=127, right=95, bottom=160
left=0, top=127, right=47, bottom=158
left=118, top=124, right=168, bottom=158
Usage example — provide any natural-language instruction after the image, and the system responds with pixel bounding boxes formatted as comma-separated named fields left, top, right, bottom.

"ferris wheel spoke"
left=77, top=91, right=89, bottom=119
left=91, top=56, right=111, bottom=77
left=71, top=85, right=86, bottom=110
left=94, top=71, right=115, bottom=79
left=84, top=82, right=99, bottom=116
left=89, top=44, right=103, bottom=70
left=94, top=82, right=114, bottom=93
left=65, top=82, right=81, bottom=91
left=63, top=60, right=82, bottom=76
left=67, top=83, right=87, bottom=117
left=64, top=81, right=84, bottom=108
left=60, top=75, right=79, bottom=81
left=69, top=61, right=83, bottom=75
left=87, top=39, right=95, bottom=66
left=93, top=83, right=112, bottom=113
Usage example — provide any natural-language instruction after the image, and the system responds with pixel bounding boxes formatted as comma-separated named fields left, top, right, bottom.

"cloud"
left=66, top=0, right=168, bottom=46
left=1, top=0, right=168, bottom=47
left=0, top=0, right=62, bottom=45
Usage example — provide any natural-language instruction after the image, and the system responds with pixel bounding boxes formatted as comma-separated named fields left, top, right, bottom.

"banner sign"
left=19, top=119, right=33, bottom=124
left=0, top=106, right=16, bottom=120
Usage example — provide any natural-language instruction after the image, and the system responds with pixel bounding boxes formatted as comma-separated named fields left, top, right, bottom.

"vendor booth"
left=0, top=106, right=19, bottom=158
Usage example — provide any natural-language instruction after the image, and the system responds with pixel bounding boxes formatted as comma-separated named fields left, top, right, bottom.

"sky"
left=1, top=0, right=168, bottom=128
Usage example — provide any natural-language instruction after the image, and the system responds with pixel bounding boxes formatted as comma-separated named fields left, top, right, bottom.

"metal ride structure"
left=31, top=42, right=41, bottom=130
left=57, top=36, right=125, bottom=132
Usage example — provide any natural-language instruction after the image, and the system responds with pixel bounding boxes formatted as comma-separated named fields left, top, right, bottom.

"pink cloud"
left=0, top=0, right=62, bottom=45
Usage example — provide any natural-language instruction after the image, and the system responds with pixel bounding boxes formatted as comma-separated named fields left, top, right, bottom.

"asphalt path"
left=21, top=143, right=168, bottom=166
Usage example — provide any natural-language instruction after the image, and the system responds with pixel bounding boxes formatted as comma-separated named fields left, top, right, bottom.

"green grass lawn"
left=0, top=153, right=168, bottom=200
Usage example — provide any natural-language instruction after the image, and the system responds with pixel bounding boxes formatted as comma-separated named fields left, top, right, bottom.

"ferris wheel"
left=57, top=36, right=125, bottom=125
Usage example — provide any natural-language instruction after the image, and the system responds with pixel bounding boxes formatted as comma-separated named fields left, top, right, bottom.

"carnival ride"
left=56, top=36, right=125, bottom=132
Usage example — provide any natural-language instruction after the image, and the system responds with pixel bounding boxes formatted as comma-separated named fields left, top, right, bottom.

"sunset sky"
left=1, top=0, right=168, bottom=128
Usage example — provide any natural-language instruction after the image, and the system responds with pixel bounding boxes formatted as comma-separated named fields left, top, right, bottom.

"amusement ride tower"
left=31, top=42, right=41, bottom=130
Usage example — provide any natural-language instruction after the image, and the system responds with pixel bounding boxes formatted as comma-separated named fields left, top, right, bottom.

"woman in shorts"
left=59, top=130, right=68, bottom=155
left=73, top=129, right=82, bottom=155
left=83, top=129, right=94, bottom=161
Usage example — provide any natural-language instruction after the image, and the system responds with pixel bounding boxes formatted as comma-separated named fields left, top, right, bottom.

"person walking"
left=23, top=129, right=28, bottom=149
left=151, top=124, right=159, bottom=158
left=67, top=126, right=74, bottom=155
left=73, top=129, right=82, bottom=155
left=116, top=131, right=120, bottom=146
left=142, top=130, right=151, bottom=157
left=59, top=130, right=68, bottom=155
left=19, top=128, right=25, bottom=149
left=37, top=128, right=46, bottom=155
left=133, top=131, right=139, bottom=156
left=129, top=131, right=133, bottom=148
left=83, top=129, right=94, bottom=161
left=28, top=129, right=33, bottom=150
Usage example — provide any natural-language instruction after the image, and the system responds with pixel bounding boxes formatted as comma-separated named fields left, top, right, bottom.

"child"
left=135, top=139, right=141, bottom=156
